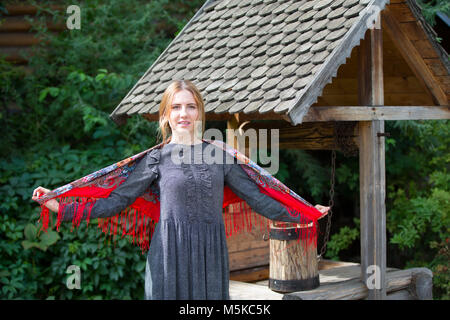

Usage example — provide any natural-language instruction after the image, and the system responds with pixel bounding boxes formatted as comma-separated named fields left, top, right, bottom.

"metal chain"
left=335, top=121, right=358, bottom=157
left=317, top=149, right=336, bottom=262
left=317, top=122, right=358, bottom=261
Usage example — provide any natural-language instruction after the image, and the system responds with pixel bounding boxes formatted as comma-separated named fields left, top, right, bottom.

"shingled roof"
left=110, top=0, right=390, bottom=126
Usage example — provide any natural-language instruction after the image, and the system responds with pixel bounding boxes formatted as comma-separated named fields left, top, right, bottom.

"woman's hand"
left=32, top=186, right=59, bottom=213
left=315, top=204, right=330, bottom=219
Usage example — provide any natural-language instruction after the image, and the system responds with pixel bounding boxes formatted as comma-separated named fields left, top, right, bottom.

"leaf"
left=37, top=243, right=48, bottom=252
left=0, top=270, right=10, bottom=277
left=24, top=224, right=37, bottom=241
left=48, top=87, right=60, bottom=97
left=38, top=88, right=49, bottom=102
left=95, top=74, right=106, bottom=82
left=39, top=230, right=60, bottom=246
left=21, top=240, right=40, bottom=250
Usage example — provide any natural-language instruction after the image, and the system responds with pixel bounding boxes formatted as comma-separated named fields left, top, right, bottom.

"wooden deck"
left=229, top=260, right=433, bottom=300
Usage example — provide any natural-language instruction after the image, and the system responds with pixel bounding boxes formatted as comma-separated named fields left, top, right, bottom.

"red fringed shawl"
left=36, top=139, right=324, bottom=253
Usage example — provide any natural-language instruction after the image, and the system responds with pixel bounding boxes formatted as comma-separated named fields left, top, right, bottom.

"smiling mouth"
left=178, top=121, right=191, bottom=125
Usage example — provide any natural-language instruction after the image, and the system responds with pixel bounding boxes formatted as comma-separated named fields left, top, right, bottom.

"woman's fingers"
left=32, top=186, right=50, bottom=200
left=315, top=205, right=331, bottom=218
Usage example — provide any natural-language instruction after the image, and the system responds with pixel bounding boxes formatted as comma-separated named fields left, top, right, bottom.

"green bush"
left=0, top=0, right=203, bottom=299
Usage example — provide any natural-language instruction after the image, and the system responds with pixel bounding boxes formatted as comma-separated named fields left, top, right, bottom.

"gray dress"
left=61, top=141, right=304, bottom=300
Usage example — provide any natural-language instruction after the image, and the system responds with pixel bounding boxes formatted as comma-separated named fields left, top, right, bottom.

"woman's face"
left=168, top=89, right=199, bottom=137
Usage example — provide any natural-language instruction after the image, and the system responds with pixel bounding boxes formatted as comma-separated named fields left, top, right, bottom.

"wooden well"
left=269, top=221, right=319, bottom=293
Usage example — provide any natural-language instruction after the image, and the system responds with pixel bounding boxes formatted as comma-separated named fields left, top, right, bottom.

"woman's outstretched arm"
left=32, top=149, right=159, bottom=221
left=224, top=161, right=329, bottom=223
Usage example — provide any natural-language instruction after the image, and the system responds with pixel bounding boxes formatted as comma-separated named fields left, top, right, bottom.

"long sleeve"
left=224, top=161, right=303, bottom=223
left=59, top=148, right=159, bottom=222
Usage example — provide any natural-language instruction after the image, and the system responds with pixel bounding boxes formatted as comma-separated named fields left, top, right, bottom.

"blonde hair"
left=157, top=80, right=205, bottom=145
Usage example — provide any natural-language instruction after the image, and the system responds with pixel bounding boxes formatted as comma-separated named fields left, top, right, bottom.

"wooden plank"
left=229, top=280, right=284, bottom=300
left=318, top=93, right=435, bottom=106
left=4, top=4, right=64, bottom=15
left=322, top=76, right=428, bottom=95
left=243, top=121, right=358, bottom=150
left=230, top=265, right=269, bottom=282
left=282, top=267, right=431, bottom=300
left=386, top=289, right=415, bottom=300
left=384, top=93, right=435, bottom=105
left=424, top=58, right=449, bottom=77
left=144, top=111, right=294, bottom=123
left=245, top=260, right=361, bottom=286
left=358, top=19, right=387, bottom=300
left=387, top=3, right=416, bottom=22
left=318, top=259, right=360, bottom=271
left=0, top=17, right=32, bottom=31
left=0, top=46, right=31, bottom=63
left=0, top=33, right=41, bottom=46
left=412, top=39, right=440, bottom=59
left=436, top=76, right=450, bottom=94
left=0, top=16, right=65, bottom=31
left=399, top=21, right=426, bottom=41
left=229, top=247, right=269, bottom=271
left=303, top=106, right=450, bottom=122
left=382, top=8, right=448, bottom=105
left=314, top=94, right=359, bottom=106
left=227, top=228, right=270, bottom=271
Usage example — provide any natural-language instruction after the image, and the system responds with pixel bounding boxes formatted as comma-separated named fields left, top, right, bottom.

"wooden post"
left=226, top=113, right=252, bottom=158
left=357, top=14, right=387, bottom=300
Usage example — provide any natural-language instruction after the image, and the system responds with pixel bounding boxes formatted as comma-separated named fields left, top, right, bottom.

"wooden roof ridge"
left=289, top=0, right=390, bottom=125
left=405, top=0, right=450, bottom=74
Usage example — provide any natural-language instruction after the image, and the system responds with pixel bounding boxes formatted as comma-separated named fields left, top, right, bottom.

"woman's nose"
left=180, top=106, right=188, bottom=116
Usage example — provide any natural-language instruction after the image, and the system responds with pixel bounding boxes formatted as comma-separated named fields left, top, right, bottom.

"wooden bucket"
left=269, top=221, right=319, bottom=292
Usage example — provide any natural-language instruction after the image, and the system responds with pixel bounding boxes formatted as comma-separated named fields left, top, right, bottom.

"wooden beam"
left=226, top=113, right=240, bottom=151
left=303, top=106, right=450, bottom=122
left=229, top=265, right=269, bottom=282
left=0, top=33, right=41, bottom=46
left=244, top=121, right=358, bottom=151
left=281, top=267, right=432, bottom=300
left=4, top=4, right=64, bottom=15
left=382, top=7, right=448, bottom=106
left=142, top=111, right=288, bottom=122
left=0, top=17, right=65, bottom=32
left=358, top=17, right=387, bottom=300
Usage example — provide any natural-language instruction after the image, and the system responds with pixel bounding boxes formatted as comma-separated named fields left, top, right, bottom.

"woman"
left=32, top=80, right=330, bottom=300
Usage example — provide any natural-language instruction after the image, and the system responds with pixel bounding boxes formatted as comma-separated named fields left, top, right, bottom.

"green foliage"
left=416, top=0, right=450, bottom=26
left=0, top=0, right=203, bottom=300
left=22, top=223, right=60, bottom=251
left=325, top=218, right=360, bottom=261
